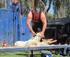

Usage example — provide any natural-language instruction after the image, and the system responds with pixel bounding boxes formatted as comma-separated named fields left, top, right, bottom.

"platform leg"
left=30, top=50, right=33, bottom=57
left=64, top=47, right=67, bottom=55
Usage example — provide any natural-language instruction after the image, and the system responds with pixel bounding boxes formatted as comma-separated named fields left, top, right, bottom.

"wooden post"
left=32, top=0, right=34, bottom=10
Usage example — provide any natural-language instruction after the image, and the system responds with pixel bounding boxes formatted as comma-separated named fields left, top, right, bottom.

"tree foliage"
left=20, top=0, right=70, bottom=18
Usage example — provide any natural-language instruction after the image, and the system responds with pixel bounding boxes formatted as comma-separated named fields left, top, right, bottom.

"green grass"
left=0, top=50, right=70, bottom=57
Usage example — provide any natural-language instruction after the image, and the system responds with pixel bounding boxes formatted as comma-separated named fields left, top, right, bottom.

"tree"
left=20, top=0, right=32, bottom=16
left=53, top=0, right=70, bottom=18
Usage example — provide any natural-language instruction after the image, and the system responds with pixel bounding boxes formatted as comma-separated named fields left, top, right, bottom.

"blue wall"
left=0, top=0, right=32, bottom=45
left=20, top=17, right=32, bottom=41
left=0, top=9, right=32, bottom=46
left=0, top=9, right=13, bottom=45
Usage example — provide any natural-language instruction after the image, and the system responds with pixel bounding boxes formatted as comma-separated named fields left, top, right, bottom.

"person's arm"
left=27, top=11, right=36, bottom=36
left=40, top=12, right=47, bottom=35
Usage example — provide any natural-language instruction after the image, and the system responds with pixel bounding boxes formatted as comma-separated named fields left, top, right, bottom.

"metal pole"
left=30, top=50, right=33, bottom=57
left=12, top=4, right=16, bottom=45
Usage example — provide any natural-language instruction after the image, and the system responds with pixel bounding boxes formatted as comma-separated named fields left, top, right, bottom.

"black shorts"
left=32, top=21, right=43, bottom=33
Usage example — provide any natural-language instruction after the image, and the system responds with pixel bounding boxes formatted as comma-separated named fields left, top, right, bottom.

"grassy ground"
left=0, top=50, right=70, bottom=57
